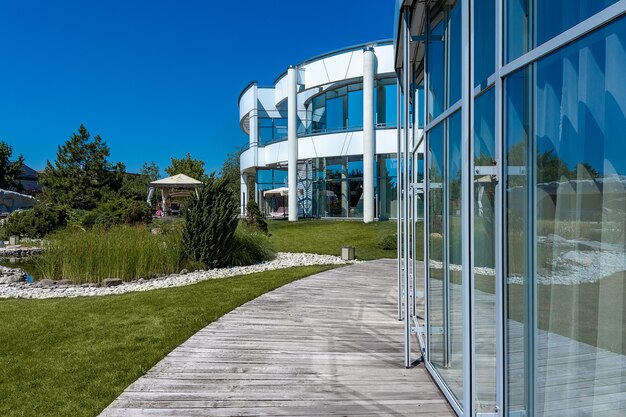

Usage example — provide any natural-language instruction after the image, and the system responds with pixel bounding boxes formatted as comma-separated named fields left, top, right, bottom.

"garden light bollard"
left=341, top=246, right=355, bottom=261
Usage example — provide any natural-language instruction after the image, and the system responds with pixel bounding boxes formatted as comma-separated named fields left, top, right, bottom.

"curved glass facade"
left=302, top=77, right=400, bottom=136
left=399, top=0, right=626, bottom=415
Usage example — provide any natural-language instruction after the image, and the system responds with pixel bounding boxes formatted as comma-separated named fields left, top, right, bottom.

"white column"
left=363, top=47, right=376, bottom=223
left=288, top=66, right=298, bottom=221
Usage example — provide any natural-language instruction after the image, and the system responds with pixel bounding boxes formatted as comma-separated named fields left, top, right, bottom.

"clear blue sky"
left=0, top=0, right=395, bottom=175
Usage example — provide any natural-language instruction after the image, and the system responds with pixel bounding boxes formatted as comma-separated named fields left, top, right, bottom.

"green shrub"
left=81, top=198, right=152, bottom=229
left=377, top=233, right=398, bottom=250
left=36, top=226, right=189, bottom=284
left=183, top=175, right=239, bottom=269
left=245, top=200, right=268, bottom=234
left=225, top=223, right=275, bottom=266
left=1, top=204, right=68, bottom=239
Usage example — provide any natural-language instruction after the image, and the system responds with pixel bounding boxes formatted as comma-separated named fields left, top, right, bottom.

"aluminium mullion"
left=423, top=4, right=431, bottom=365
left=462, top=0, right=474, bottom=414
left=402, top=6, right=412, bottom=369
left=495, top=0, right=505, bottom=414
left=442, top=5, right=451, bottom=371
left=397, top=78, right=403, bottom=322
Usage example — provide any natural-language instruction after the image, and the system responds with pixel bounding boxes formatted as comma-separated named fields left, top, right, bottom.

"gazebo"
left=262, top=187, right=289, bottom=218
left=148, top=174, right=202, bottom=216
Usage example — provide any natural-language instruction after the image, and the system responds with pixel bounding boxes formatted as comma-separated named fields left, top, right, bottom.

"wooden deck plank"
left=100, top=260, right=455, bottom=417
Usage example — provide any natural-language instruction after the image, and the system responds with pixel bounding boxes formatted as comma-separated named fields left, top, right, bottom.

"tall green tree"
left=220, top=149, right=242, bottom=203
left=140, top=161, right=161, bottom=182
left=40, top=124, right=125, bottom=210
left=0, top=141, right=25, bottom=192
left=165, top=153, right=205, bottom=180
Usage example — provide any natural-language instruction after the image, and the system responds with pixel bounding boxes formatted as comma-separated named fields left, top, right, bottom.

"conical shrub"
left=182, top=175, right=239, bottom=268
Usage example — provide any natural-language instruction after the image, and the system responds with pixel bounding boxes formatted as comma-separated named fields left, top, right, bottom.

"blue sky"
left=0, top=0, right=395, bottom=175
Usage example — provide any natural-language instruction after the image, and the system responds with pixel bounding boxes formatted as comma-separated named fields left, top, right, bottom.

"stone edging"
left=0, top=252, right=351, bottom=299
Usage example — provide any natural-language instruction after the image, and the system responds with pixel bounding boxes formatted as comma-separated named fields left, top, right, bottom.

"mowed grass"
left=0, top=265, right=338, bottom=417
left=268, top=219, right=423, bottom=260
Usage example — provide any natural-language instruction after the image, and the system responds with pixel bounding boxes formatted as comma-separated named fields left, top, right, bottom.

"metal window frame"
left=406, top=1, right=626, bottom=417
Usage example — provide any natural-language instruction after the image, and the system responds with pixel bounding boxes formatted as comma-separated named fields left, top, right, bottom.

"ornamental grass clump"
left=37, top=226, right=186, bottom=284
left=183, top=175, right=239, bottom=268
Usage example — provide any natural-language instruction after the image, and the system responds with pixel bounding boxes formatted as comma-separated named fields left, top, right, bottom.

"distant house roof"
left=18, top=164, right=38, bottom=181
left=17, top=164, right=42, bottom=194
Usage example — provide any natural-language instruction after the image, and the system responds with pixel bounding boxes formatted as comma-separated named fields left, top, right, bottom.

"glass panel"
left=311, top=94, right=326, bottom=133
left=436, top=111, right=463, bottom=404
left=534, top=17, right=626, bottom=416
left=348, top=89, right=363, bottom=129
left=273, top=118, right=288, bottom=140
left=505, top=66, right=531, bottom=414
left=536, top=0, right=619, bottom=46
left=505, top=0, right=530, bottom=63
left=428, top=19, right=445, bottom=121
left=325, top=180, right=345, bottom=217
left=325, top=157, right=344, bottom=180
left=348, top=179, right=363, bottom=218
left=473, top=87, right=497, bottom=412
left=326, top=95, right=345, bottom=132
left=427, top=121, right=446, bottom=376
left=474, top=0, right=495, bottom=87
left=378, top=155, right=398, bottom=219
left=448, top=2, right=462, bottom=106
left=506, top=0, right=619, bottom=63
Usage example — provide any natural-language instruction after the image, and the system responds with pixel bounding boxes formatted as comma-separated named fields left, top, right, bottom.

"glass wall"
left=256, top=169, right=288, bottom=215
left=506, top=0, right=620, bottom=62
left=401, top=0, right=626, bottom=415
left=258, top=117, right=288, bottom=145
left=306, top=77, right=399, bottom=135
left=505, top=15, right=626, bottom=416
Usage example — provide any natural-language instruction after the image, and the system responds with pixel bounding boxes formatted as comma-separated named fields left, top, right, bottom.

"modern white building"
left=238, top=41, right=423, bottom=222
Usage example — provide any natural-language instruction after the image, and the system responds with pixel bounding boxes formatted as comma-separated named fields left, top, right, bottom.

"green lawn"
left=268, top=219, right=423, bottom=260
left=0, top=265, right=338, bottom=417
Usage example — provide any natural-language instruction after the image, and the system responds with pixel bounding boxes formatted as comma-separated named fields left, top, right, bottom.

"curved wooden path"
left=100, top=260, right=455, bottom=416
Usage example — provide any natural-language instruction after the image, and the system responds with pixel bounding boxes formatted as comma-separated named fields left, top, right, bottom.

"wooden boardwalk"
left=100, top=260, right=455, bottom=417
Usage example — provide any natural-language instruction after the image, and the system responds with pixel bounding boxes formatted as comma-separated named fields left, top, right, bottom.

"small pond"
left=0, top=256, right=40, bottom=283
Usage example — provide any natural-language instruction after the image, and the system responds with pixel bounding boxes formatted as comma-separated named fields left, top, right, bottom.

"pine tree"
left=182, top=175, right=239, bottom=268
left=40, top=124, right=125, bottom=210
left=0, top=141, right=25, bottom=192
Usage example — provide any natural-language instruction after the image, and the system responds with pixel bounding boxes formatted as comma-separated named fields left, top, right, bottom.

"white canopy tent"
left=148, top=174, right=202, bottom=215
left=262, top=187, right=289, bottom=218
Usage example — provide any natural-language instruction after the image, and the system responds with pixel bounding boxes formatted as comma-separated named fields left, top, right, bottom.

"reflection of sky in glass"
left=474, top=0, right=495, bottom=86
left=537, top=0, right=619, bottom=47
left=474, top=88, right=495, bottom=163
left=448, top=3, right=462, bottom=106
left=428, top=20, right=444, bottom=121
left=536, top=16, right=626, bottom=178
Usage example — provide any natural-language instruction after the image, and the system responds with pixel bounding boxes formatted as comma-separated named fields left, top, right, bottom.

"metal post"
left=461, top=0, right=473, bottom=413
left=402, top=6, right=412, bottom=369
left=397, top=77, right=403, bottom=322
left=495, top=0, right=505, bottom=414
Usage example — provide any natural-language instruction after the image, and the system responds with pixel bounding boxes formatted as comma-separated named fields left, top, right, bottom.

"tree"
left=166, top=153, right=205, bottom=180
left=140, top=161, right=161, bottom=182
left=40, top=124, right=125, bottom=210
left=0, top=141, right=25, bottom=192
left=220, top=149, right=242, bottom=203
left=118, top=161, right=161, bottom=202
left=182, top=174, right=239, bottom=269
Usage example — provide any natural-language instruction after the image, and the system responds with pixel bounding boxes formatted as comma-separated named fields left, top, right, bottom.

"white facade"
left=238, top=40, right=423, bottom=221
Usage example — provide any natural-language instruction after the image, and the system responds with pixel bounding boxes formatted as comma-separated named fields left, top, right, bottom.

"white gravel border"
left=0, top=252, right=349, bottom=300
